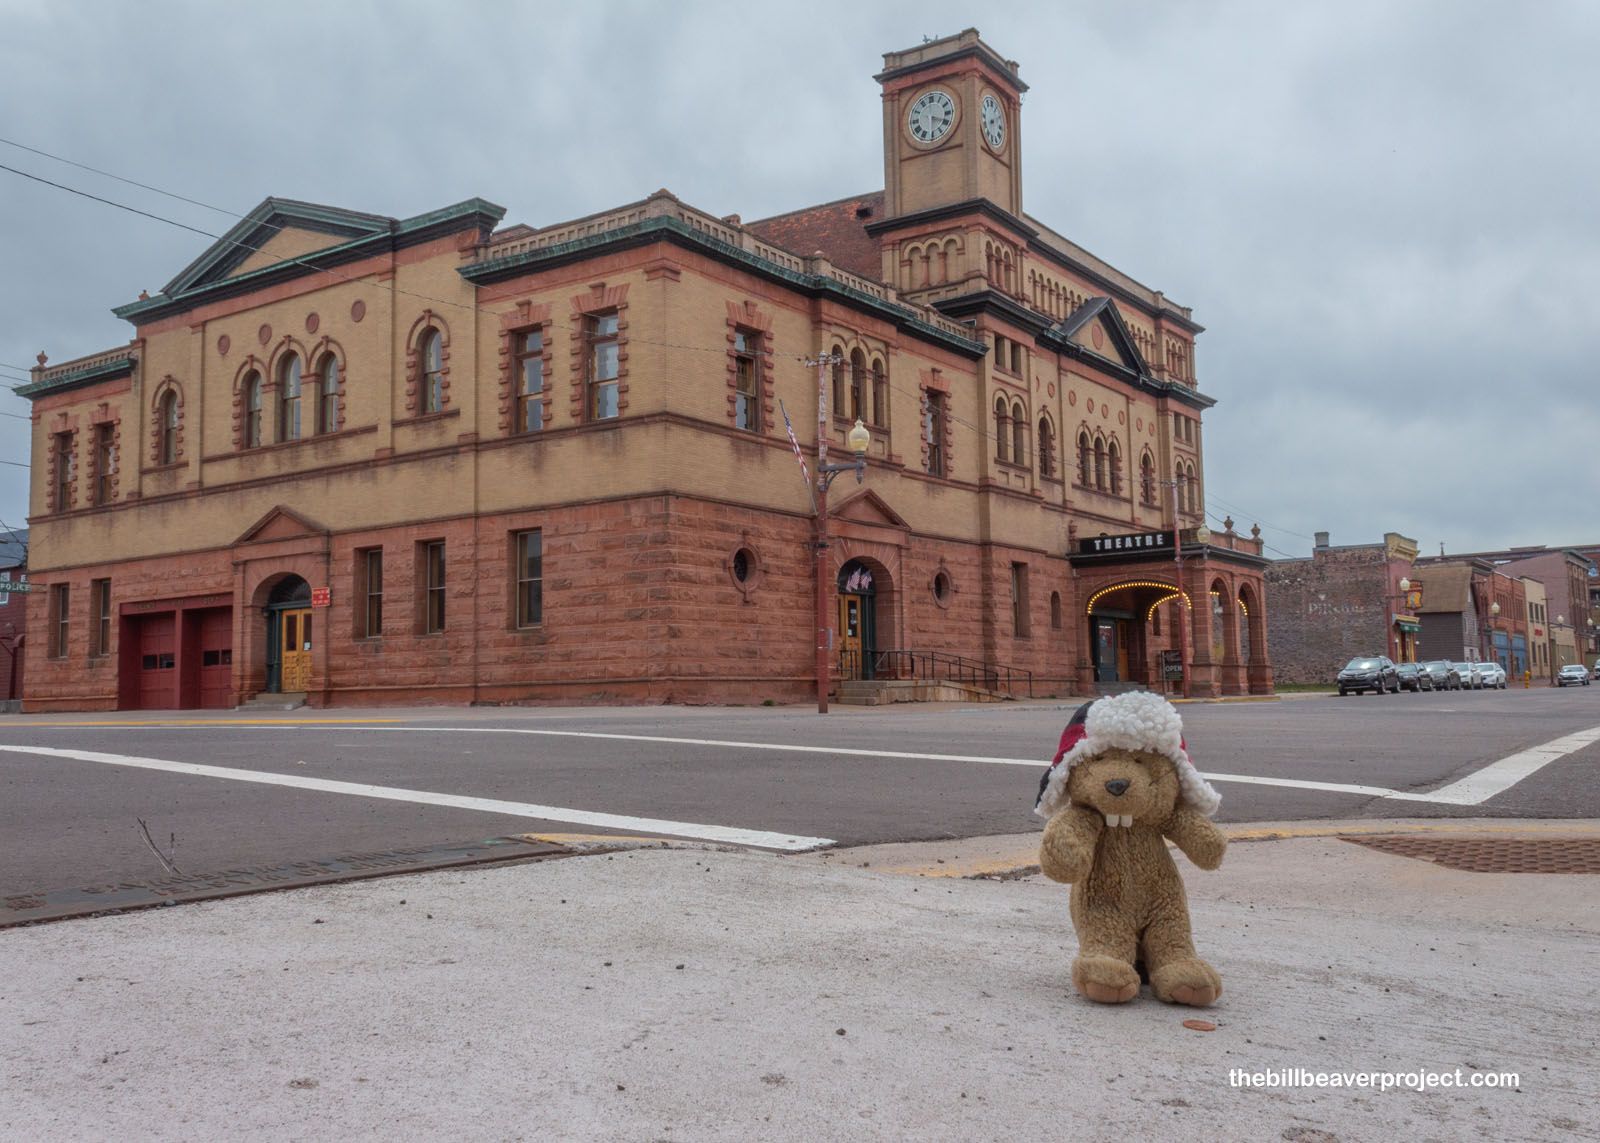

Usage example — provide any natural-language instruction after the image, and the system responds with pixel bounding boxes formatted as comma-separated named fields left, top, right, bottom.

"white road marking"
left=12, top=718, right=1599, bottom=810
left=1403, top=725, right=1600, bottom=805
left=0, top=745, right=833, bottom=852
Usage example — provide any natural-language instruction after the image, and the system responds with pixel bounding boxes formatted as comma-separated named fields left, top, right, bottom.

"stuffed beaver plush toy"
left=1035, top=692, right=1227, bottom=1006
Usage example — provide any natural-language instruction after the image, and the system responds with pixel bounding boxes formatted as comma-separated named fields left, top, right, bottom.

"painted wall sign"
left=311, top=587, right=332, bottom=608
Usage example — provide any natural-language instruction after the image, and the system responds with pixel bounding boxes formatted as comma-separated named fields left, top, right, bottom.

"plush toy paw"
left=1149, top=957, right=1223, bottom=1007
left=1071, top=955, right=1140, bottom=1004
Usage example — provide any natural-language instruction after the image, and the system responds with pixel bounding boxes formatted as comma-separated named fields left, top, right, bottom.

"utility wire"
left=0, top=135, right=240, bottom=218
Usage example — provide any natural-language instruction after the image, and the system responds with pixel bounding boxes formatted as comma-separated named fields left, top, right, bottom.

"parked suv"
left=1454, top=661, right=1484, bottom=690
left=1558, top=664, right=1591, bottom=687
left=1477, top=661, right=1508, bottom=689
left=1337, top=656, right=1399, bottom=696
left=1422, top=660, right=1461, bottom=690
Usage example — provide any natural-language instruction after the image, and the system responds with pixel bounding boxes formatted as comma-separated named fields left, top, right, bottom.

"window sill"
left=396, top=409, right=461, bottom=427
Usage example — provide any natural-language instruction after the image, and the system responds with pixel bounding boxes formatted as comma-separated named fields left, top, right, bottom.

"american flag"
left=779, top=400, right=810, bottom=489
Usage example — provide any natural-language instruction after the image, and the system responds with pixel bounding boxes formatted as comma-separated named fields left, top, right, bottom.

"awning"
left=1393, top=615, right=1421, bottom=632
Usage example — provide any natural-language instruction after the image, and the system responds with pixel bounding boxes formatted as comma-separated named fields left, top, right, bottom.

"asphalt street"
left=3, top=689, right=1598, bottom=906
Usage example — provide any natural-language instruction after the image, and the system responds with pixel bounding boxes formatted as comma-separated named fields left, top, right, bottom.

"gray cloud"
left=2, top=0, right=1595, bottom=557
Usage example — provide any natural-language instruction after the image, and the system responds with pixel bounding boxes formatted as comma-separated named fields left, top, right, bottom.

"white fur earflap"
left=1034, top=691, right=1221, bottom=820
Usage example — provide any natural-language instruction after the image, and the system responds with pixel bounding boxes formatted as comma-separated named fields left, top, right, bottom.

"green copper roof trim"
left=115, top=198, right=507, bottom=325
left=460, top=215, right=988, bottom=358
left=16, top=357, right=137, bottom=400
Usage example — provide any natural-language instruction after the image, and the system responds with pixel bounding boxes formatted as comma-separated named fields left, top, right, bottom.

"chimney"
left=1314, top=531, right=1330, bottom=550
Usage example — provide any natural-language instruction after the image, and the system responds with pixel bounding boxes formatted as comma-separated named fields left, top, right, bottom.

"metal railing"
left=840, top=648, right=1033, bottom=699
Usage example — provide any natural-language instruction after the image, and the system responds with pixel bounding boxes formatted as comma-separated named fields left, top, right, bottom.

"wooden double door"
left=277, top=607, right=314, bottom=693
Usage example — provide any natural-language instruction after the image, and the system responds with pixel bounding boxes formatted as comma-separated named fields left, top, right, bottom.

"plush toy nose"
left=1104, top=779, right=1130, bottom=797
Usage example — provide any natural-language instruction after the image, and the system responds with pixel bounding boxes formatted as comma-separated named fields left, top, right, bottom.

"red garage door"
left=195, top=608, right=233, bottom=709
left=133, top=613, right=178, bottom=710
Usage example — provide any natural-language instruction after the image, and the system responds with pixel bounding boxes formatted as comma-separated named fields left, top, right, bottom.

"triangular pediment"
left=1057, top=297, right=1149, bottom=375
left=832, top=488, right=909, bottom=530
left=163, top=198, right=394, bottom=295
left=234, top=505, right=331, bottom=546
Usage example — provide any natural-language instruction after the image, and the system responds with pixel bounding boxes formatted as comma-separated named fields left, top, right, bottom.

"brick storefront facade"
left=1264, top=532, right=1419, bottom=684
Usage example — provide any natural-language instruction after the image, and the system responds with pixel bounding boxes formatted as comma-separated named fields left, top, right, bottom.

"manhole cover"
left=1343, top=835, right=1600, bottom=874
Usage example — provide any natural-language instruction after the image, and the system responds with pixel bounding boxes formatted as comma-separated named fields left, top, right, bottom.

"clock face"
left=981, top=93, right=1006, bottom=149
left=907, top=90, right=956, bottom=144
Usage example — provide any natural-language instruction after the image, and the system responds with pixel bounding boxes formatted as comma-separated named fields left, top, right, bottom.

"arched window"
left=420, top=330, right=444, bottom=414
left=848, top=349, right=866, bottom=421
left=1140, top=452, right=1155, bottom=505
left=1108, top=439, right=1122, bottom=495
left=1078, top=432, right=1092, bottom=485
left=1050, top=591, right=1062, bottom=630
left=158, top=390, right=179, bottom=465
left=317, top=354, right=339, bottom=435
left=279, top=355, right=302, bottom=442
left=1011, top=401, right=1026, bottom=467
left=1038, top=418, right=1055, bottom=478
left=243, top=372, right=263, bottom=448
left=1176, top=469, right=1190, bottom=514
left=1186, top=463, right=1200, bottom=513
left=871, top=359, right=887, bottom=427
left=1093, top=436, right=1106, bottom=490
left=994, top=397, right=1010, bottom=462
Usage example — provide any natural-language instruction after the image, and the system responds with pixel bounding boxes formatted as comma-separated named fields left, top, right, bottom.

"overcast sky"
left=2, top=0, right=1596, bottom=560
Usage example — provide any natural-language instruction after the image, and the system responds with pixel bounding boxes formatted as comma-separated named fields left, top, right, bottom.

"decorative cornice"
left=114, top=198, right=506, bottom=327
left=459, top=215, right=989, bottom=359
left=16, top=357, right=136, bottom=400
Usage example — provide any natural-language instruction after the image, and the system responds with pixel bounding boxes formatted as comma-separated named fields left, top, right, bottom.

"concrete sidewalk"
left=4, top=820, right=1596, bottom=1142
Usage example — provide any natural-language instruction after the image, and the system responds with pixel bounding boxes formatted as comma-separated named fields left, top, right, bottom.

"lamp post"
left=811, top=351, right=871, bottom=713
left=1381, top=576, right=1413, bottom=660
left=1489, top=600, right=1501, bottom=667
left=1174, top=523, right=1211, bottom=699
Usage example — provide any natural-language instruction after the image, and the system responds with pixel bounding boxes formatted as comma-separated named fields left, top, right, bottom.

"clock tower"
left=876, top=29, right=1026, bottom=221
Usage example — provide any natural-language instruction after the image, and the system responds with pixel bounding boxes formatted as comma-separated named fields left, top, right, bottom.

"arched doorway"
left=837, top=559, right=878, bottom=680
left=264, top=575, right=312, bottom=693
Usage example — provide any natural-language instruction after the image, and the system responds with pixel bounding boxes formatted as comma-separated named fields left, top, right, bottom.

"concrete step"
left=835, top=679, right=1010, bottom=705
left=239, top=691, right=307, bottom=710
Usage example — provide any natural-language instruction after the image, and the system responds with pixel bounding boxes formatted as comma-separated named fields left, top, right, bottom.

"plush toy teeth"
left=1102, top=813, right=1135, bottom=828
left=1119, top=814, right=1133, bottom=828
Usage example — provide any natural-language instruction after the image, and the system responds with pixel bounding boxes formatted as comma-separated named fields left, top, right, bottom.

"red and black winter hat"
left=1033, top=691, right=1221, bottom=819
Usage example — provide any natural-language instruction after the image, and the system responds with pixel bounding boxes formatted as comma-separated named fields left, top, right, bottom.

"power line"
left=0, top=135, right=241, bottom=219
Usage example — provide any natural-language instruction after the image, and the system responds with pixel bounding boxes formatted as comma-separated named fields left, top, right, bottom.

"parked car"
left=1337, top=656, right=1399, bottom=695
left=1593, top=662, right=1600, bottom=681
left=1453, top=662, right=1484, bottom=689
left=1395, top=662, right=1432, bottom=692
left=1477, top=661, right=1508, bottom=689
left=1557, top=664, right=1591, bottom=687
left=1422, top=660, right=1461, bottom=690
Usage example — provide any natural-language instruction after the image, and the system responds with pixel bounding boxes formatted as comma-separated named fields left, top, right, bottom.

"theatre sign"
left=1076, top=531, right=1175, bottom=556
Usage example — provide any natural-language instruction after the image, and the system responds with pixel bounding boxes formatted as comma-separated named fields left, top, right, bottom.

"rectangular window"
left=923, top=391, right=948, bottom=477
left=358, top=548, right=383, bottom=637
left=588, top=313, right=619, bottom=420
left=514, top=530, right=543, bottom=628
left=51, top=583, right=70, bottom=658
left=54, top=432, right=74, bottom=511
left=93, top=425, right=115, bottom=505
left=514, top=328, right=544, bottom=432
left=91, top=578, right=111, bottom=656
left=1011, top=562, right=1030, bottom=638
left=423, top=541, right=446, bottom=633
left=734, top=330, right=760, bottom=432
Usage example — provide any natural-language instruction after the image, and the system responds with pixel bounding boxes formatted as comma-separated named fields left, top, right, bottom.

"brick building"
left=19, top=29, right=1271, bottom=712
left=1414, top=545, right=1596, bottom=673
left=1263, top=531, right=1418, bottom=684
left=0, top=529, right=27, bottom=707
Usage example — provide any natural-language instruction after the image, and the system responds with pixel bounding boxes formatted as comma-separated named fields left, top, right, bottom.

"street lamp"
left=1174, top=524, right=1210, bottom=699
left=812, top=416, right=871, bottom=714
left=1383, top=576, right=1413, bottom=660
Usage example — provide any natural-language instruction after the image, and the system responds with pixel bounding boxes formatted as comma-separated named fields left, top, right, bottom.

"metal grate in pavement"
left=1343, top=835, right=1600, bottom=874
